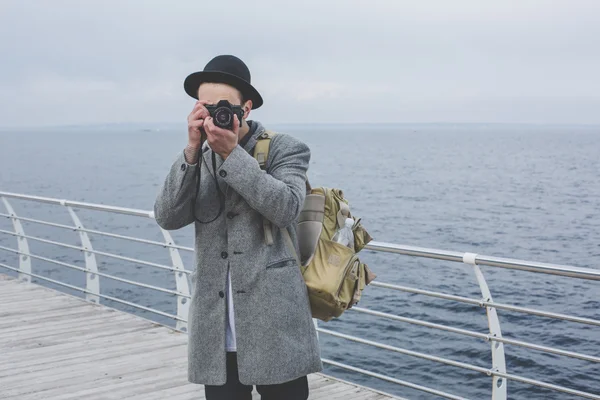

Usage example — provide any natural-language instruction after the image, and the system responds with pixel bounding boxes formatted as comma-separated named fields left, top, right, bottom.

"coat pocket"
left=266, top=257, right=297, bottom=269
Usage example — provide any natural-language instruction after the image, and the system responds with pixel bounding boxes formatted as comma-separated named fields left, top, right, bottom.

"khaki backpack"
left=254, top=130, right=376, bottom=321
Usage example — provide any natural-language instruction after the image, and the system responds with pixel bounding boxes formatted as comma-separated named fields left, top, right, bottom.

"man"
left=153, top=55, right=322, bottom=400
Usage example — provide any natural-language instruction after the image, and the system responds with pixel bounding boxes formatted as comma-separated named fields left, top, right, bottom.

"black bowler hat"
left=184, top=55, right=263, bottom=109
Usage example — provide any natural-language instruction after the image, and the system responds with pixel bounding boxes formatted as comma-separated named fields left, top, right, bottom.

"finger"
left=189, top=107, right=208, bottom=122
left=202, top=119, right=215, bottom=144
left=232, top=114, right=240, bottom=136
left=194, top=99, right=211, bottom=107
left=190, top=103, right=209, bottom=118
left=204, top=116, right=215, bottom=133
left=189, top=119, right=205, bottom=128
left=189, top=100, right=210, bottom=117
left=190, top=101, right=205, bottom=113
left=203, top=118, right=218, bottom=140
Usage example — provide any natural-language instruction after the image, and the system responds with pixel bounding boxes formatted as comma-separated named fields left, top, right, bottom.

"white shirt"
left=225, top=268, right=237, bottom=351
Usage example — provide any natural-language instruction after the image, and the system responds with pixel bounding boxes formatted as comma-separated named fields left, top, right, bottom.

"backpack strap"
left=254, top=130, right=276, bottom=170
left=281, top=226, right=302, bottom=269
left=254, top=130, right=277, bottom=245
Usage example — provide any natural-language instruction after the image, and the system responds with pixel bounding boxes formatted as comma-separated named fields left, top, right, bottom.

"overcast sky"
left=1, top=0, right=599, bottom=127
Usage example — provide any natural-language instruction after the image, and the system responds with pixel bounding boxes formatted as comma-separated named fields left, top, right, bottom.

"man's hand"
left=187, top=100, right=210, bottom=148
left=203, top=115, right=240, bottom=160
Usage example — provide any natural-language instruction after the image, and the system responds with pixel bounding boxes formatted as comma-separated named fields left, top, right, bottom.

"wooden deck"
left=0, top=274, right=400, bottom=400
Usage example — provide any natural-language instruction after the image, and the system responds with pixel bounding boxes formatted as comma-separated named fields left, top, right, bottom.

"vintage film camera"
left=205, top=100, right=244, bottom=130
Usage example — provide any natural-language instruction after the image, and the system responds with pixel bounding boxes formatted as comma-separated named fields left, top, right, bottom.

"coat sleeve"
left=153, top=150, right=198, bottom=230
left=217, top=134, right=310, bottom=228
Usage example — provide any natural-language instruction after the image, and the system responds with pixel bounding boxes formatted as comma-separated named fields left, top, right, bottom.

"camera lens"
left=214, top=107, right=232, bottom=129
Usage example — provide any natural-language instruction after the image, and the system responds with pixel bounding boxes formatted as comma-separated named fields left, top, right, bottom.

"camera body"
left=205, top=100, right=244, bottom=130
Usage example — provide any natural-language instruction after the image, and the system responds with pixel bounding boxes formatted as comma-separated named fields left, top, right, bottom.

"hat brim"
left=184, top=71, right=263, bottom=109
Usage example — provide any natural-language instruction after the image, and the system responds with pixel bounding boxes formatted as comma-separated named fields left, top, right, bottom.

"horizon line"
left=2, top=121, right=600, bottom=130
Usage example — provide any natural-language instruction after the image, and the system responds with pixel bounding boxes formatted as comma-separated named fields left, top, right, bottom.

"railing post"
left=463, top=252, right=507, bottom=400
left=1, top=197, right=32, bottom=283
left=67, top=206, right=100, bottom=304
left=158, top=228, right=190, bottom=333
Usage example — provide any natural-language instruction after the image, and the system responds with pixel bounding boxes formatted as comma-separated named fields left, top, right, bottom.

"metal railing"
left=0, top=190, right=598, bottom=400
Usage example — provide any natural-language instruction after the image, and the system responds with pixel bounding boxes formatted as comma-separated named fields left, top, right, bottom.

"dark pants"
left=204, top=352, right=309, bottom=400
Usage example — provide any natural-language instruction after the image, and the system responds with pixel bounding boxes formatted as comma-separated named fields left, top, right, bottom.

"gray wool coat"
left=153, top=120, right=323, bottom=386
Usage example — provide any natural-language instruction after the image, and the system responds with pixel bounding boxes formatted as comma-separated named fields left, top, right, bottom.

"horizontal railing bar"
left=477, top=254, right=600, bottom=281
left=317, top=328, right=490, bottom=374
left=480, top=300, right=600, bottom=327
left=494, top=371, right=600, bottom=400
left=365, top=241, right=600, bottom=280
left=321, top=358, right=470, bottom=400
left=0, top=232, right=186, bottom=274
left=371, top=281, right=600, bottom=327
left=0, top=263, right=185, bottom=322
left=0, top=214, right=193, bottom=252
left=0, top=245, right=190, bottom=298
left=96, top=293, right=185, bottom=322
left=320, top=328, right=600, bottom=399
left=351, top=306, right=486, bottom=338
left=0, top=191, right=152, bottom=218
left=350, top=307, right=600, bottom=363
left=498, top=336, right=600, bottom=363
left=3, top=191, right=598, bottom=279
left=0, top=263, right=88, bottom=294
left=365, top=242, right=466, bottom=262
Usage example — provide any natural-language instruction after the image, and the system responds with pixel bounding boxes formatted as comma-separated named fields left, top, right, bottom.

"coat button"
left=219, top=291, right=225, bottom=298
left=221, top=251, right=228, bottom=259
left=180, top=164, right=186, bottom=171
left=227, top=212, right=236, bottom=219
left=219, top=170, right=227, bottom=177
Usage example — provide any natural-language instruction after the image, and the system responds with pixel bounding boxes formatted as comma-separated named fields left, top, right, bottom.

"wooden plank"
left=0, top=322, right=179, bottom=366
left=0, top=299, right=80, bottom=316
left=330, top=387, right=370, bottom=399
left=1, top=289, right=71, bottom=300
left=0, top=313, right=139, bottom=342
left=30, top=369, right=187, bottom=400
left=0, top=309, right=129, bottom=334
left=0, top=306, right=124, bottom=330
left=2, top=296, right=115, bottom=317
left=0, top=311, right=142, bottom=339
left=82, top=373, right=192, bottom=400
left=4, top=341, right=187, bottom=386
left=4, top=349, right=188, bottom=396
left=2, top=332, right=183, bottom=373
left=313, top=381, right=356, bottom=398
left=0, top=287, right=67, bottom=300
left=0, top=300, right=100, bottom=322
left=1, top=321, right=155, bottom=354
left=121, top=383, right=202, bottom=400
left=0, top=323, right=172, bottom=359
